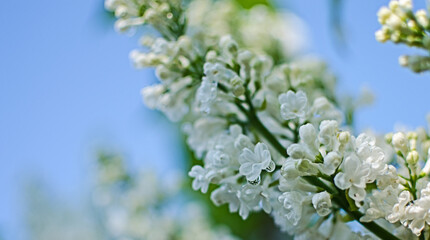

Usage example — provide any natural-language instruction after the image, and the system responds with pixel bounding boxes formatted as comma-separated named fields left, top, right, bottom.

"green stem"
left=404, top=158, right=419, bottom=200
left=206, top=44, right=399, bottom=240
left=247, top=109, right=288, bottom=158
left=338, top=199, right=400, bottom=240
left=303, top=176, right=400, bottom=240
left=240, top=91, right=289, bottom=158
left=236, top=91, right=400, bottom=240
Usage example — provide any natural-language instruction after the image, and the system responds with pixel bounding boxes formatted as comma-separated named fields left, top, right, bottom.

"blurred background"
left=1, top=0, right=430, bottom=239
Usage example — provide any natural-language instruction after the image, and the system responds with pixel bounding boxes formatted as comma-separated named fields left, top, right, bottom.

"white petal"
left=334, top=172, right=351, bottom=189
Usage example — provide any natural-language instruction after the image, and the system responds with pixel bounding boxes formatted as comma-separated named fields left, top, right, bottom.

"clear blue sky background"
left=1, top=0, right=429, bottom=239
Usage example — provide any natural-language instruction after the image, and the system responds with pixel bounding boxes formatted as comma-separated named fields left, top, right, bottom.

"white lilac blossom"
left=238, top=142, right=275, bottom=183
left=318, top=120, right=339, bottom=152
left=196, top=63, right=237, bottom=113
left=186, top=0, right=307, bottom=61
left=93, top=154, right=239, bottom=240
left=189, top=165, right=213, bottom=193
left=278, top=191, right=310, bottom=226
left=334, top=154, right=369, bottom=204
left=376, top=0, right=430, bottom=72
left=107, top=0, right=430, bottom=239
left=278, top=90, right=307, bottom=120
left=387, top=191, right=413, bottom=225
left=405, top=183, right=430, bottom=235
left=361, top=185, right=402, bottom=222
left=312, top=191, right=332, bottom=217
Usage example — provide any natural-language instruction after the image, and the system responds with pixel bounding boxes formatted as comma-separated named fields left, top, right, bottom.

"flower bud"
left=230, top=76, right=245, bottom=97
left=287, top=144, right=307, bottom=159
left=416, top=10, right=429, bottom=28
left=407, top=20, right=419, bottom=31
left=297, top=159, right=319, bottom=176
left=114, top=18, right=132, bottom=32
left=156, top=65, right=176, bottom=81
left=312, top=191, right=332, bottom=217
left=385, top=132, right=393, bottom=144
left=386, top=15, right=403, bottom=30
left=403, top=55, right=430, bottom=73
left=220, top=35, right=238, bottom=57
left=375, top=31, right=387, bottom=43
left=422, top=158, right=430, bottom=175
left=299, top=124, right=317, bottom=147
left=178, top=55, right=190, bottom=68
left=143, top=8, right=158, bottom=23
left=281, top=160, right=300, bottom=180
left=389, top=1, right=399, bottom=11
left=399, top=55, right=409, bottom=67
left=141, top=85, right=164, bottom=109
left=407, top=131, right=418, bottom=140
left=234, top=134, right=253, bottom=150
left=399, top=0, right=412, bottom=10
left=114, top=5, right=128, bottom=18
left=375, top=27, right=390, bottom=42
left=338, top=131, right=351, bottom=144
left=391, top=30, right=401, bottom=43
left=406, top=150, right=419, bottom=165
left=158, top=3, right=170, bottom=13
left=324, top=152, right=342, bottom=170
left=140, top=36, right=155, bottom=47
left=378, top=7, right=392, bottom=24
left=177, top=36, right=193, bottom=52
left=237, top=50, right=253, bottom=65
left=205, top=50, right=217, bottom=62
left=392, top=132, right=408, bottom=153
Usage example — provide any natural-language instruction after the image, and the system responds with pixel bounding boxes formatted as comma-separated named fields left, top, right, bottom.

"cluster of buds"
left=107, top=0, right=430, bottom=238
left=376, top=0, right=430, bottom=72
left=105, top=0, right=185, bottom=39
left=94, top=154, right=239, bottom=240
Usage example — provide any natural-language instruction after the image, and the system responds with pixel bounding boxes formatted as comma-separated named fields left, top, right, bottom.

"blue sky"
left=0, top=0, right=184, bottom=238
left=287, top=0, right=430, bottom=131
left=1, top=0, right=430, bottom=239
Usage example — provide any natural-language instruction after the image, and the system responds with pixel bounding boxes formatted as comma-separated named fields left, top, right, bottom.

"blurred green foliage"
left=233, top=0, right=274, bottom=9
left=94, top=0, right=348, bottom=238
left=182, top=137, right=291, bottom=240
